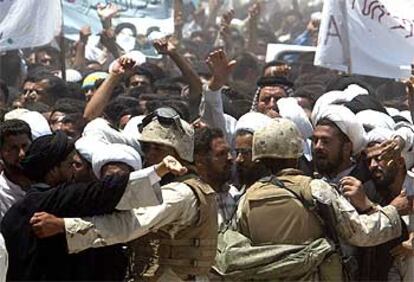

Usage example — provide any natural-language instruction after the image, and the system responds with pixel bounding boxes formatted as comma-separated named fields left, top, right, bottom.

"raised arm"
left=153, top=37, right=202, bottom=114
left=199, top=49, right=236, bottom=141
left=246, top=1, right=260, bottom=53
left=214, top=9, right=235, bottom=54
left=97, top=3, right=123, bottom=58
left=83, top=56, right=134, bottom=122
left=72, top=25, right=91, bottom=71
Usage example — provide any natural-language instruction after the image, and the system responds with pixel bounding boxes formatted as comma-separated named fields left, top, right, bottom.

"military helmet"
left=138, top=107, right=194, bottom=162
left=252, top=118, right=303, bottom=161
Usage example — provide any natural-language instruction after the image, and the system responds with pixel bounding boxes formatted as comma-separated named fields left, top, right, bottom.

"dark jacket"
left=2, top=174, right=129, bottom=281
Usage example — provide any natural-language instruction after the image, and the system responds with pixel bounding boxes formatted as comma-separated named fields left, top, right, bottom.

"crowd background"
left=1, top=0, right=414, bottom=281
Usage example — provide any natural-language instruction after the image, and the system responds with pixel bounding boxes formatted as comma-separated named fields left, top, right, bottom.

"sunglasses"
left=138, top=107, right=184, bottom=133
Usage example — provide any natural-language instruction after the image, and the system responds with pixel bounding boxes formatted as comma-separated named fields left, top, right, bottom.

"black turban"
left=257, top=76, right=294, bottom=89
left=344, top=94, right=388, bottom=115
left=21, top=131, right=74, bottom=182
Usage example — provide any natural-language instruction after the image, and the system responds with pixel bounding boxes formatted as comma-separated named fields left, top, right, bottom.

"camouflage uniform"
left=63, top=117, right=219, bottom=281
left=232, top=118, right=402, bottom=281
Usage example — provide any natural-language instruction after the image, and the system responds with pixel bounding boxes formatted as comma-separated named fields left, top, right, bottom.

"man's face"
left=257, top=86, right=287, bottom=118
left=234, top=133, right=255, bottom=185
left=49, top=112, right=83, bottom=140
left=365, top=143, right=398, bottom=188
left=101, top=162, right=132, bottom=178
left=312, top=125, right=350, bottom=175
left=141, top=142, right=176, bottom=167
left=206, top=137, right=233, bottom=185
left=23, top=79, right=50, bottom=105
left=1, top=134, right=31, bottom=171
left=71, top=153, right=95, bottom=182
left=55, top=151, right=76, bottom=183
left=128, top=74, right=152, bottom=92
left=36, top=51, right=53, bottom=66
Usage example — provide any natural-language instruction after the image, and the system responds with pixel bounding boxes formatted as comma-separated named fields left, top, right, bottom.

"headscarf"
left=251, top=76, right=294, bottom=111
left=21, top=131, right=74, bottom=181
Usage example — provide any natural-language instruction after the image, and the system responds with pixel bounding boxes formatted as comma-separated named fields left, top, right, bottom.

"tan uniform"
left=238, top=170, right=323, bottom=245
left=237, top=169, right=402, bottom=248
left=64, top=175, right=218, bottom=281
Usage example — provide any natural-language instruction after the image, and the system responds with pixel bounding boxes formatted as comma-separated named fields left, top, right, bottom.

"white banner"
left=0, top=0, right=62, bottom=52
left=315, top=0, right=414, bottom=79
left=63, top=0, right=174, bottom=36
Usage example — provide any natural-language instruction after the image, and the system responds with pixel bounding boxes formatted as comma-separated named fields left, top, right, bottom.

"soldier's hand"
left=390, top=191, right=413, bottom=215
left=30, top=212, right=65, bottom=238
left=155, top=155, right=187, bottom=177
left=339, top=176, right=372, bottom=212
left=206, top=49, right=236, bottom=91
left=391, top=233, right=414, bottom=259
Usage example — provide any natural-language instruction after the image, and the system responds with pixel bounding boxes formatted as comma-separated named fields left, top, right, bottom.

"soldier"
left=28, top=109, right=219, bottom=281
left=236, top=118, right=409, bottom=281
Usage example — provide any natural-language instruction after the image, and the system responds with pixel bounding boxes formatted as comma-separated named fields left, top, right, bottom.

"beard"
left=371, top=167, right=396, bottom=189
left=236, top=163, right=268, bottom=187
left=313, top=149, right=345, bottom=176
left=3, top=162, right=24, bottom=174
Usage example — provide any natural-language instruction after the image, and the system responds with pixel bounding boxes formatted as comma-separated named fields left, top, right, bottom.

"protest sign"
left=0, top=0, right=62, bottom=52
left=266, top=44, right=316, bottom=62
left=62, top=0, right=174, bottom=37
left=315, top=0, right=414, bottom=79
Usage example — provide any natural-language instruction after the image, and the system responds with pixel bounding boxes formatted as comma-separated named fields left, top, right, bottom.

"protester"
left=0, top=120, right=32, bottom=224
left=0, top=0, right=414, bottom=281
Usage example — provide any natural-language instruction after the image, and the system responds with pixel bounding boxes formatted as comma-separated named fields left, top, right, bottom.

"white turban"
left=56, top=69, right=82, bottom=83
left=75, top=136, right=108, bottom=163
left=366, top=127, right=414, bottom=172
left=312, top=84, right=369, bottom=119
left=83, top=118, right=141, bottom=153
left=8, top=110, right=52, bottom=140
left=235, top=112, right=273, bottom=134
left=278, top=97, right=313, bottom=139
left=123, top=115, right=145, bottom=142
left=92, top=143, right=142, bottom=179
left=366, top=128, right=394, bottom=144
left=356, top=110, right=395, bottom=131
left=4, top=108, right=29, bottom=120
left=312, top=105, right=367, bottom=155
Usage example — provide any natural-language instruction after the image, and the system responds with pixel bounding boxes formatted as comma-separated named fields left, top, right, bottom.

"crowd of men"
left=0, top=0, right=414, bottom=281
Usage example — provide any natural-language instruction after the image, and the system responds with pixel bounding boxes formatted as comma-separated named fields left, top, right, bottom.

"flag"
left=315, top=0, right=414, bottom=79
left=0, top=0, right=62, bottom=52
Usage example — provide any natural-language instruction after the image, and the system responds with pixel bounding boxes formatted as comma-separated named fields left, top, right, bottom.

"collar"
left=321, top=165, right=357, bottom=185
left=0, top=171, right=22, bottom=190
left=276, top=168, right=304, bottom=177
